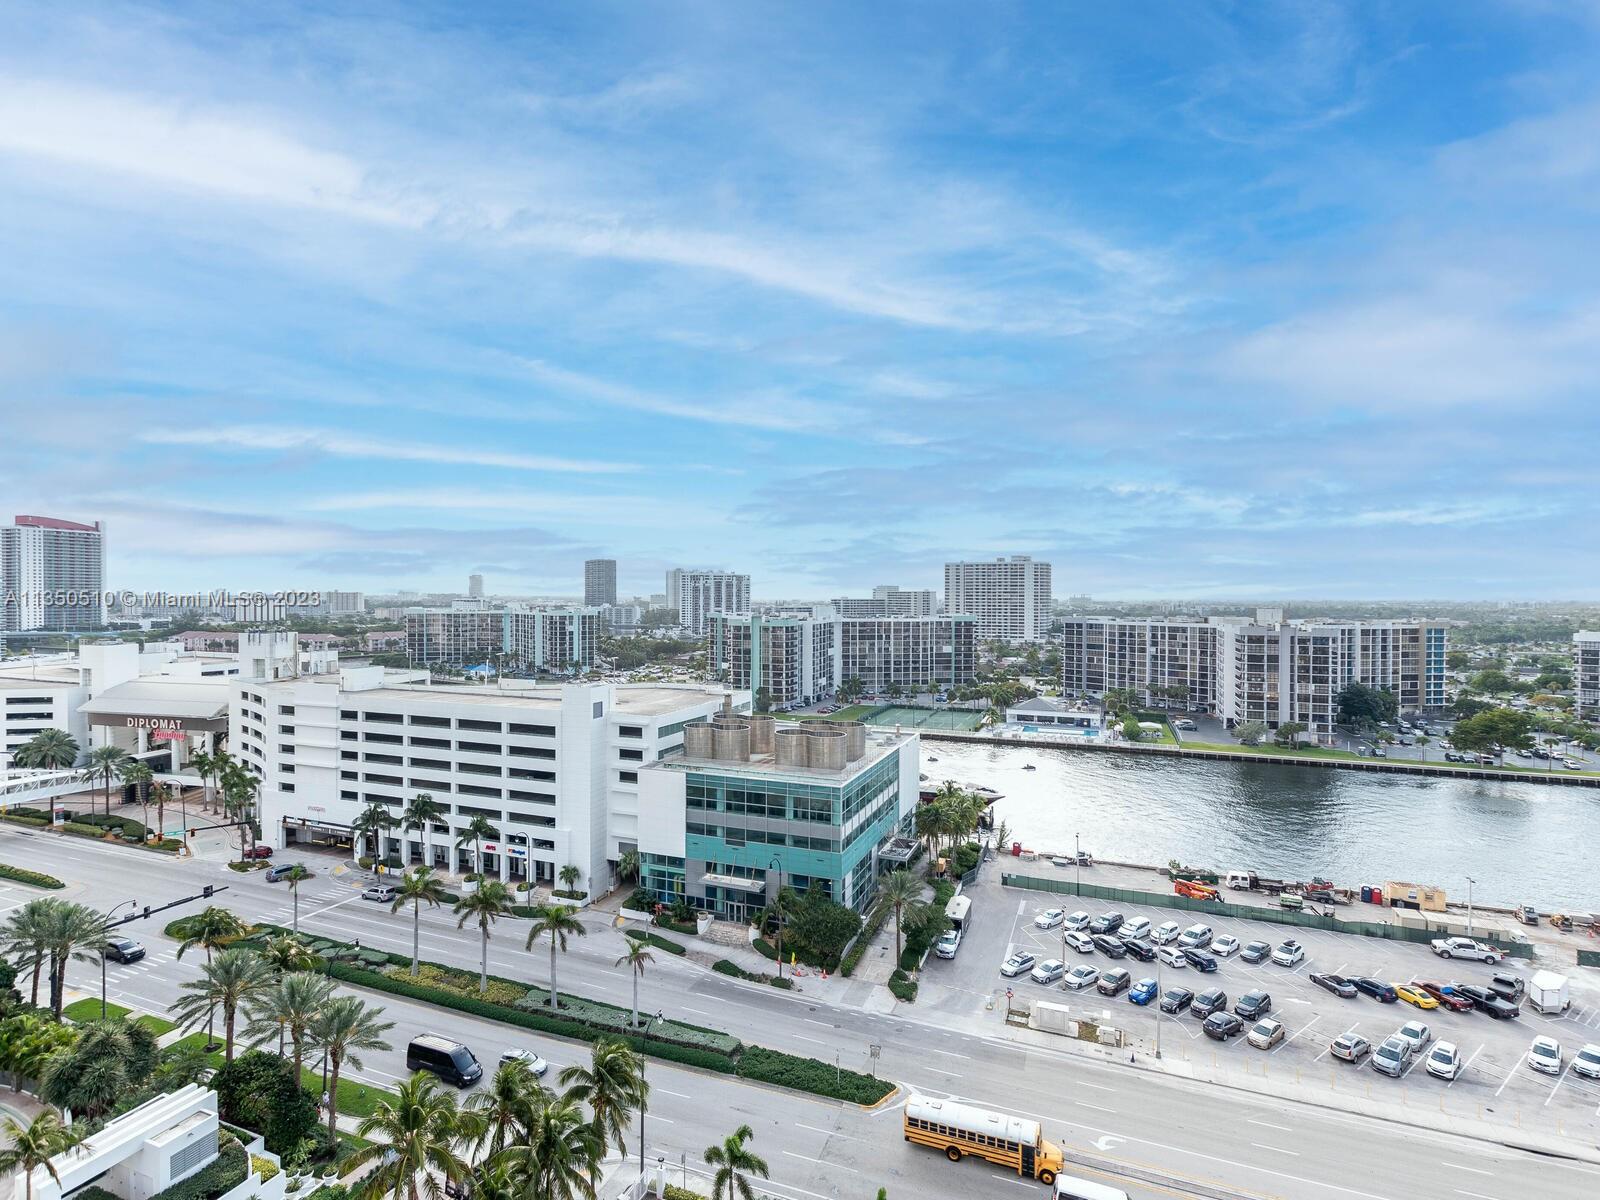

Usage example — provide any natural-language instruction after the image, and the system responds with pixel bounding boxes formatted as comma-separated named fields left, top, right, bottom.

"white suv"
left=1177, top=924, right=1214, bottom=949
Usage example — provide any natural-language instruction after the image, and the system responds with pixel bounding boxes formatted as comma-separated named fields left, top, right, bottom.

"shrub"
left=62, top=821, right=109, bottom=838
left=386, top=962, right=523, bottom=1006
left=840, top=897, right=891, bottom=977
left=624, top=930, right=686, bottom=956
left=769, top=976, right=794, bottom=989
left=212, top=1051, right=319, bottom=1154
left=149, top=1136, right=247, bottom=1200
left=625, top=887, right=655, bottom=912
left=735, top=1046, right=894, bottom=1105
left=888, top=976, right=918, bottom=1002
left=252, top=1155, right=281, bottom=1183
left=0, top=863, right=64, bottom=889
left=664, top=1187, right=707, bottom=1200
left=656, top=916, right=698, bottom=935
left=357, top=856, right=372, bottom=869
left=1, top=814, right=51, bottom=828
left=552, top=888, right=586, bottom=900
left=712, top=959, right=744, bottom=978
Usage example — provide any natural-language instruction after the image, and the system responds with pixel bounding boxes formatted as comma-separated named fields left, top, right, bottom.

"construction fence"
left=1578, top=949, right=1600, bottom=970
left=1002, top=872, right=1536, bottom=960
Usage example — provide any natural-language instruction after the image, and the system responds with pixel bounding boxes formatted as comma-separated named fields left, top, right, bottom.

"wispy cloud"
left=139, top=426, right=636, bottom=473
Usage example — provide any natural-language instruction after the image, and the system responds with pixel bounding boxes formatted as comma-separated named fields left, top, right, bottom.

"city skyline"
left=4, top=3, right=1600, bottom=599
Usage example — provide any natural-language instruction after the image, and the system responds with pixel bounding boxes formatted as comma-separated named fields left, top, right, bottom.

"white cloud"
left=139, top=426, right=635, bottom=473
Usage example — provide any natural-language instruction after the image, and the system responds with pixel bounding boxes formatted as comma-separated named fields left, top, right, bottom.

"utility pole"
left=1466, top=876, right=1476, bottom=938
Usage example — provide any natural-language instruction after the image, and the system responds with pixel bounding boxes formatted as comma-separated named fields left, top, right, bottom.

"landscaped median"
left=176, top=913, right=894, bottom=1106
left=0, top=862, right=65, bottom=888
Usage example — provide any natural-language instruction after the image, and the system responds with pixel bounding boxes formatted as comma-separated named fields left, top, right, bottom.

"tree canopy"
left=1336, top=681, right=1397, bottom=727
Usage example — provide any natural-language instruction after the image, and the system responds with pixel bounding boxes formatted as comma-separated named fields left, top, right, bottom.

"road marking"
left=1247, top=1119, right=1292, bottom=1132
left=803, top=1018, right=833, bottom=1028
left=782, top=1151, right=856, bottom=1173
left=1074, top=1079, right=1114, bottom=1091
left=1450, top=1044, right=1484, bottom=1088
left=1251, top=1142, right=1298, bottom=1156
left=1454, top=1190, right=1498, bottom=1200
left=792, top=1035, right=828, bottom=1046
left=298, top=892, right=367, bottom=920
left=682, top=1007, right=712, bottom=1016
left=657, top=1088, right=691, bottom=1099
left=926, top=1047, right=970, bottom=1059
left=796, top=1123, right=857, bottom=1140
left=1074, top=1101, right=1115, bottom=1113
left=1493, top=1057, right=1524, bottom=1097
left=1441, top=1164, right=1493, bottom=1176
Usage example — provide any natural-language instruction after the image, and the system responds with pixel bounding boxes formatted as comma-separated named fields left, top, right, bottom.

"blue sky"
left=2, top=2, right=1598, bottom=601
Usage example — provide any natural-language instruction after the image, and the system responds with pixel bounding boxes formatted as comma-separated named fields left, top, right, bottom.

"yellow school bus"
left=903, top=1094, right=1064, bottom=1184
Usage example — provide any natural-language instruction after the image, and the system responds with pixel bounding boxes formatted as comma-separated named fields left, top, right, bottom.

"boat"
left=928, top=755, right=939, bottom=762
left=972, top=785, right=1003, bottom=803
left=1022, top=763, right=1036, bottom=771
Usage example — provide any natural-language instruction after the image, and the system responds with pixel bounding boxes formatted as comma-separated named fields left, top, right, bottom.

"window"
left=279, top=744, right=295, bottom=755
left=279, top=782, right=295, bottom=793
left=278, top=705, right=296, bottom=715
left=459, top=783, right=503, bottom=798
left=456, top=740, right=502, bottom=754
left=363, top=773, right=403, bottom=785
left=363, top=711, right=403, bottom=723
left=459, top=762, right=502, bottom=776
left=618, top=725, right=643, bottom=739
left=508, top=789, right=554, bottom=804
left=364, top=753, right=403, bottom=765
left=341, top=731, right=358, bottom=741
left=279, top=724, right=295, bottom=734
left=340, top=789, right=358, bottom=800
left=457, top=718, right=503, bottom=732
left=341, top=709, right=357, bottom=719
left=365, top=732, right=403, bottom=745
left=409, top=714, right=450, bottom=727
left=509, top=745, right=555, bottom=760
left=509, top=723, right=556, bottom=736
left=410, top=778, right=451, bottom=792
left=408, top=757, right=450, bottom=770
left=341, top=770, right=358, bottom=780
left=618, top=770, right=638, bottom=784
left=409, top=736, right=450, bottom=749
left=341, top=750, right=357, bottom=760
left=618, top=748, right=644, bottom=762
left=508, top=767, right=555, bottom=782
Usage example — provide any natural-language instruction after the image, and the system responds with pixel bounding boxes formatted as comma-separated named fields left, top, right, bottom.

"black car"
left=1088, top=912, right=1126, bottom=936
left=1118, top=936, right=1157, bottom=962
left=1351, top=977, right=1398, bottom=1002
left=1090, top=934, right=1128, bottom=959
left=1310, top=972, right=1357, bottom=998
left=1234, top=990, right=1273, bottom=1020
left=1159, top=986, right=1194, bottom=1014
left=1192, top=987, right=1228, bottom=1018
left=1182, top=947, right=1219, bottom=972
left=1454, top=984, right=1521, bottom=1019
left=103, top=935, right=145, bottom=964
left=1240, top=940, right=1272, bottom=964
left=1097, top=968, right=1132, bottom=997
left=1202, top=1012, right=1245, bottom=1041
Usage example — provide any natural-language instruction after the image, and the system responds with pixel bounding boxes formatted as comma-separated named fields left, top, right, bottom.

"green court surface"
left=861, top=704, right=985, bottom=731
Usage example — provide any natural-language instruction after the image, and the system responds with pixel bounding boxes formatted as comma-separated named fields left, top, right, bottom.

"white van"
left=1054, top=1174, right=1130, bottom=1200
left=1120, top=917, right=1152, bottom=941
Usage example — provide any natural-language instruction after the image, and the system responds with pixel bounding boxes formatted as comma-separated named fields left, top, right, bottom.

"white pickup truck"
left=1430, top=936, right=1501, bottom=963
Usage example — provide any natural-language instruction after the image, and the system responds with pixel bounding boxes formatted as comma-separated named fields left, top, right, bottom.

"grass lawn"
left=63, top=997, right=131, bottom=1023
left=135, top=1013, right=179, bottom=1036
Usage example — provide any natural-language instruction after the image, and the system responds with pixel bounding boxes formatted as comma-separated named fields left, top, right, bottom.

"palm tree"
left=220, top=766, right=260, bottom=861
left=175, top=905, right=245, bottom=964
left=283, top=864, right=311, bottom=933
left=453, top=881, right=515, bottom=995
left=45, top=902, right=105, bottom=1020
left=13, top=729, right=79, bottom=770
left=0, top=1012, right=75, bottom=1092
left=245, top=971, right=334, bottom=1080
left=352, top=800, right=398, bottom=866
left=79, top=744, right=130, bottom=816
left=117, top=760, right=154, bottom=836
left=392, top=867, right=447, bottom=977
left=525, top=904, right=587, bottom=1011
left=615, top=939, right=654, bottom=1029
left=705, top=1124, right=769, bottom=1200
left=876, top=869, right=926, bottom=963
left=190, top=747, right=233, bottom=815
left=615, top=849, right=640, bottom=885
left=403, top=792, right=447, bottom=870
left=150, top=781, right=172, bottom=843
left=466, top=1057, right=548, bottom=1158
left=258, top=933, right=319, bottom=974
left=558, top=1039, right=648, bottom=1158
left=347, top=1072, right=470, bottom=1200
left=308, top=995, right=394, bottom=1139
left=558, top=863, right=582, bottom=895
left=499, top=1093, right=602, bottom=1200
left=1, top=900, right=58, bottom=1008
left=170, top=948, right=274, bottom=1064
left=455, top=813, right=498, bottom=879
left=0, top=1111, right=87, bottom=1200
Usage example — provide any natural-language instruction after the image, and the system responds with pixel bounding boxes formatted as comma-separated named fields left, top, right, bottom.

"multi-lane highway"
left=10, top=826, right=1600, bottom=1200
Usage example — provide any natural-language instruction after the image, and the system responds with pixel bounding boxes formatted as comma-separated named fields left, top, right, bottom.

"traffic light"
left=202, top=885, right=214, bottom=898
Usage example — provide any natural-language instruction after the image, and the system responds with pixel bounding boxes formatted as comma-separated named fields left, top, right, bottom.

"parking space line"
left=1275, top=1015, right=1319, bottom=1053
left=1493, top=1056, right=1524, bottom=1097
left=1450, top=1044, right=1484, bottom=1088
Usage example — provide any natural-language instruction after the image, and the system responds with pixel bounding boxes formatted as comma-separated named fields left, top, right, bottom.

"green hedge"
left=624, top=929, right=687, bottom=956
left=735, top=1046, right=893, bottom=1105
left=62, top=821, right=108, bottom=838
left=657, top=917, right=698, bottom=935
left=663, top=1187, right=707, bottom=1200
left=888, top=975, right=918, bottom=1002
left=0, top=863, right=64, bottom=889
left=0, top=814, right=50, bottom=828
left=150, top=1137, right=247, bottom=1200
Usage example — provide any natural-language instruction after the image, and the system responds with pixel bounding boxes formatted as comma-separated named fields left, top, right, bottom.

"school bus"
left=903, top=1094, right=1064, bottom=1184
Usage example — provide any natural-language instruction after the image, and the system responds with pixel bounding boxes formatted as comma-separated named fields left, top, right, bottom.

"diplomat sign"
left=88, top=712, right=228, bottom=735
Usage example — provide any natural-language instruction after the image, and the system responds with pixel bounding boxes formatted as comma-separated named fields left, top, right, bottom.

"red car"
left=1411, top=979, right=1473, bottom=1012
left=241, top=845, right=274, bottom=860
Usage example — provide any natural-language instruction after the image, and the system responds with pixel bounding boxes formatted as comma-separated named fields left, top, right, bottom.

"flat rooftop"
left=0, top=666, right=82, bottom=687
left=344, top=683, right=731, bottom=717
left=652, top=723, right=912, bottom=783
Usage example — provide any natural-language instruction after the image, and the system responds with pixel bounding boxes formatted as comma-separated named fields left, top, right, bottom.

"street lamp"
left=639, top=1010, right=663, bottom=1173
left=1466, top=876, right=1476, bottom=938
left=768, top=856, right=784, bottom=979
left=101, top=899, right=138, bottom=1020
left=1154, top=952, right=1163, bottom=1060
left=1074, top=832, right=1081, bottom=897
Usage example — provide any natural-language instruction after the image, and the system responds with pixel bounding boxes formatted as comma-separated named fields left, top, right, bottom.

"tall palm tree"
left=150, top=781, right=172, bottom=843
left=245, top=971, right=334, bottom=1080
left=876, top=869, right=926, bottom=963
left=308, top=995, right=394, bottom=1139
left=45, top=902, right=105, bottom=1020
left=352, top=800, right=398, bottom=866
left=13, top=729, right=79, bottom=770
left=615, top=849, right=640, bottom=885
left=0, top=1111, right=87, bottom=1200
left=615, top=938, right=655, bottom=1029
left=454, top=881, right=515, bottom=995
left=0, top=1012, right=75, bottom=1092
left=347, top=1073, right=470, bottom=1200
left=258, top=933, right=319, bottom=974
left=79, top=745, right=130, bottom=816
left=220, top=766, right=260, bottom=860
left=466, top=1058, right=548, bottom=1159
left=1, top=900, right=59, bottom=1008
left=117, top=760, right=154, bottom=836
left=170, top=948, right=274, bottom=1064
left=175, top=905, right=245, bottom=964
left=190, top=747, right=233, bottom=815
left=392, top=866, right=447, bottom=977
left=705, top=1124, right=770, bottom=1200
left=499, top=1093, right=602, bottom=1200
left=455, top=813, right=498, bottom=879
left=558, top=1039, right=648, bottom=1159
left=283, top=864, right=311, bottom=933
left=403, top=792, right=447, bottom=870
left=525, top=905, right=587, bottom=1011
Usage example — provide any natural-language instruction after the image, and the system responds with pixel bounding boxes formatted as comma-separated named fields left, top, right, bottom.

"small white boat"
left=1022, top=763, right=1037, bottom=771
left=928, top=755, right=939, bottom=762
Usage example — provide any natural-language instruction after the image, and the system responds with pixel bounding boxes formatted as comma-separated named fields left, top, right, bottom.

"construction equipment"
left=1550, top=913, right=1574, bottom=932
left=1174, top=879, right=1220, bottom=901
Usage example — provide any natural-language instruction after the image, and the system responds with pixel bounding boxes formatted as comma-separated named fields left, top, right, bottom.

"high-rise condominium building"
left=837, top=615, right=976, bottom=695
left=468, top=574, right=484, bottom=599
left=404, top=605, right=599, bottom=672
left=0, top=515, right=106, bottom=632
left=665, top=569, right=750, bottom=635
left=1062, top=609, right=1449, bottom=740
left=1575, top=631, right=1600, bottom=720
left=584, top=559, right=618, bottom=607
left=943, top=555, right=1051, bottom=643
left=831, top=585, right=938, bottom=618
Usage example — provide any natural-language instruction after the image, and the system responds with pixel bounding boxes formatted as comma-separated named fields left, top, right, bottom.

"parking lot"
left=924, top=879, right=1600, bottom=1137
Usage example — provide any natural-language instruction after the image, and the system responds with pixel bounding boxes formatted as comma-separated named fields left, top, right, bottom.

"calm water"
left=922, top=740, right=1599, bottom=910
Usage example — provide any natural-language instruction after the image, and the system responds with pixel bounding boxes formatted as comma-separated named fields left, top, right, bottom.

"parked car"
left=1000, top=952, right=1037, bottom=978
left=1118, top=937, right=1157, bottom=962
left=1192, top=988, right=1228, bottom=1019
left=1240, top=940, right=1272, bottom=964
left=1129, top=978, right=1159, bottom=1006
left=1034, top=908, right=1066, bottom=930
left=1329, top=1034, right=1371, bottom=1063
left=1156, top=945, right=1187, bottom=969
left=1160, top=986, right=1194, bottom=1014
left=1371, top=1037, right=1412, bottom=1078
left=1410, top=979, right=1473, bottom=1012
left=103, top=935, right=145, bottom=964
left=242, top=844, right=273, bottom=860
left=499, top=1048, right=549, bottom=1077
left=1571, top=1043, right=1600, bottom=1081
left=1151, top=921, right=1182, bottom=945
left=265, top=862, right=309, bottom=883
left=1064, top=911, right=1092, bottom=932
left=1271, top=940, right=1305, bottom=967
left=1351, top=977, right=1398, bottom=1003
left=1181, top=947, right=1219, bottom=973
left=1425, top=1041, right=1463, bottom=1081
left=1395, top=982, right=1439, bottom=1010
left=1177, top=923, right=1215, bottom=949
left=1528, top=1036, right=1563, bottom=1076
left=1064, top=964, right=1100, bottom=990
left=1203, top=1012, right=1245, bottom=1041
left=1430, top=937, right=1501, bottom=964
left=935, top=929, right=961, bottom=959
left=1090, top=934, right=1128, bottom=959
left=1063, top=931, right=1095, bottom=954
left=1310, top=972, right=1356, bottom=998
left=1454, top=984, right=1521, bottom=1019
left=362, top=883, right=398, bottom=902
left=1235, top=990, right=1273, bottom=1021
left=1121, top=917, right=1152, bottom=941
left=1089, top=912, right=1126, bottom=935
left=1488, top=972, right=1526, bottom=1003
left=1031, top=959, right=1066, bottom=985
left=1248, top=1018, right=1286, bottom=1050
left=1395, top=1020, right=1432, bottom=1057
left=1097, top=968, right=1132, bottom=997
left=1210, top=935, right=1241, bottom=957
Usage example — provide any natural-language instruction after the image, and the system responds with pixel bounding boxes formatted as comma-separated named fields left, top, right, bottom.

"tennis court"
left=860, top=704, right=985, bottom=731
